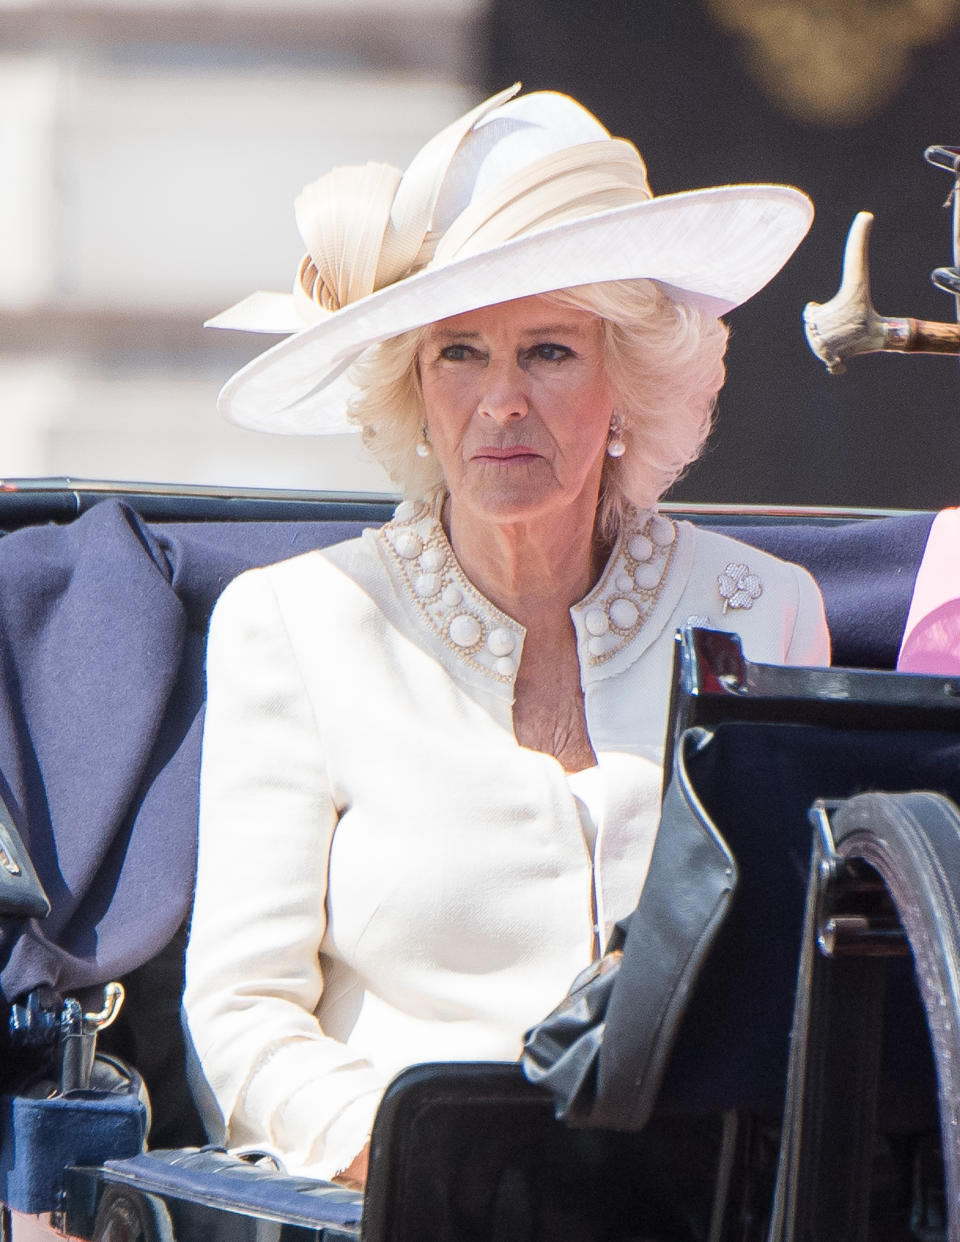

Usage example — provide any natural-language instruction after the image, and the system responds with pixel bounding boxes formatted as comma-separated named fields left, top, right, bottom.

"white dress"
left=183, top=501, right=830, bottom=1179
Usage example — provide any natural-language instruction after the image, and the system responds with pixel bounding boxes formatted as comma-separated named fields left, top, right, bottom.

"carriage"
left=0, top=150, right=959, bottom=1242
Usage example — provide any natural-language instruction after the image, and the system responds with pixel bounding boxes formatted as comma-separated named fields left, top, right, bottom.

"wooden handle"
left=803, top=211, right=960, bottom=372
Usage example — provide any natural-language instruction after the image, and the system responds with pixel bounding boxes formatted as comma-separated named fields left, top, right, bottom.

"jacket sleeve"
left=785, top=562, right=832, bottom=667
left=182, top=566, right=387, bottom=1180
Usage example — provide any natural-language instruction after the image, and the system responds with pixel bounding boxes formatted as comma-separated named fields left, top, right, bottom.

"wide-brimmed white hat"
left=209, top=84, right=813, bottom=435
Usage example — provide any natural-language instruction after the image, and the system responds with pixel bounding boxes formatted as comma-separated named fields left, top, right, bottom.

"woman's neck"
left=443, top=497, right=611, bottom=628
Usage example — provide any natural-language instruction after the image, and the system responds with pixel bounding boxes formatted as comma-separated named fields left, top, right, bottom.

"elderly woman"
left=183, top=86, right=830, bottom=1187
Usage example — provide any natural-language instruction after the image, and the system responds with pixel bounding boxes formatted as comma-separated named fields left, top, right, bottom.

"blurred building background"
left=0, top=0, right=484, bottom=494
left=3, top=0, right=960, bottom=506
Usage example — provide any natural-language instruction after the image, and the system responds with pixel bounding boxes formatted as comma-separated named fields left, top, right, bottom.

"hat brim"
left=215, top=183, right=812, bottom=435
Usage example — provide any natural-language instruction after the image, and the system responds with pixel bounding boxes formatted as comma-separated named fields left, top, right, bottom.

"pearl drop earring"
left=415, top=426, right=432, bottom=458
left=607, top=413, right=626, bottom=459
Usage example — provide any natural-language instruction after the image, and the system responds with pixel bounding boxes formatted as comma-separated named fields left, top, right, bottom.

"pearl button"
left=628, top=534, right=653, bottom=562
left=650, top=515, right=675, bottom=546
left=414, top=573, right=440, bottom=597
left=394, top=531, right=422, bottom=559
left=449, top=614, right=482, bottom=647
left=420, top=546, right=445, bottom=572
left=588, top=636, right=607, bottom=657
left=487, top=628, right=516, bottom=657
left=585, top=608, right=609, bottom=636
left=634, top=563, right=661, bottom=590
left=609, top=597, right=639, bottom=629
left=442, top=584, right=462, bottom=607
left=496, top=657, right=515, bottom=677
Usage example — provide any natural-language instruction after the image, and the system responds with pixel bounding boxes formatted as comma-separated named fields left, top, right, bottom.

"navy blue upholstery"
left=0, top=1089, right=147, bottom=1215
left=715, top=513, right=934, bottom=670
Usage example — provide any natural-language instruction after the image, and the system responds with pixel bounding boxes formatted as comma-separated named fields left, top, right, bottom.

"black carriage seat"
left=0, top=498, right=942, bottom=1234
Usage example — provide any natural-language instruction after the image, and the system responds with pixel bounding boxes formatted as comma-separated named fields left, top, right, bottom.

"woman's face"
left=417, top=294, right=614, bottom=529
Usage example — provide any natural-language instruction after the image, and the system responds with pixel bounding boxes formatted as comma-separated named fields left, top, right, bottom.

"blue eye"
left=439, top=344, right=475, bottom=362
left=530, top=343, right=573, bottom=362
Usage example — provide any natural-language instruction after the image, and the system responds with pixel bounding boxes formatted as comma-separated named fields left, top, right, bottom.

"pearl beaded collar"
left=379, top=499, right=525, bottom=683
left=572, top=511, right=677, bottom=666
left=378, top=498, right=678, bottom=683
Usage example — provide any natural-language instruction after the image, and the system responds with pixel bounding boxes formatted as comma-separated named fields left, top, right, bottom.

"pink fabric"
left=897, top=507, right=960, bottom=674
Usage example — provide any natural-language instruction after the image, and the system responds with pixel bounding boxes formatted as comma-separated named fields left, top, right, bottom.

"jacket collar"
left=375, top=495, right=685, bottom=688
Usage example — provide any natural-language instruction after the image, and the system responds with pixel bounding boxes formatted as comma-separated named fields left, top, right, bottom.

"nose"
left=478, top=358, right=528, bottom=424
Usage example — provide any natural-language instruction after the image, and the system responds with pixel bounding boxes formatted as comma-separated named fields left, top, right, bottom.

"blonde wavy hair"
left=347, top=278, right=728, bottom=538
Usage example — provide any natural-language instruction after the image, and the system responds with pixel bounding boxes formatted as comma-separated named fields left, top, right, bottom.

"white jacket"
left=183, top=502, right=829, bottom=1179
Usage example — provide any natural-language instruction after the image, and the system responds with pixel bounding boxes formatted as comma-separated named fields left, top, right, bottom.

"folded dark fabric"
left=0, top=502, right=366, bottom=1005
left=0, top=502, right=192, bottom=1003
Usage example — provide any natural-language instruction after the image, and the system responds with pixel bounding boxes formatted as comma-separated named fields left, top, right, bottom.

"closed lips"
left=473, top=447, right=539, bottom=459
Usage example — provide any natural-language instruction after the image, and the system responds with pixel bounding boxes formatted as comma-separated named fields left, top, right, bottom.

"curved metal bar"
left=924, top=144, right=960, bottom=174
left=925, top=145, right=960, bottom=321
left=933, top=266, right=960, bottom=296
left=83, top=980, right=125, bottom=1031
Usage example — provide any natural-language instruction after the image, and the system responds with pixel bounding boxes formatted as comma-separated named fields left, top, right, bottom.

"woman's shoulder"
left=210, top=531, right=381, bottom=621
left=257, top=529, right=379, bottom=580
left=674, top=521, right=829, bottom=664
left=680, top=521, right=820, bottom=593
